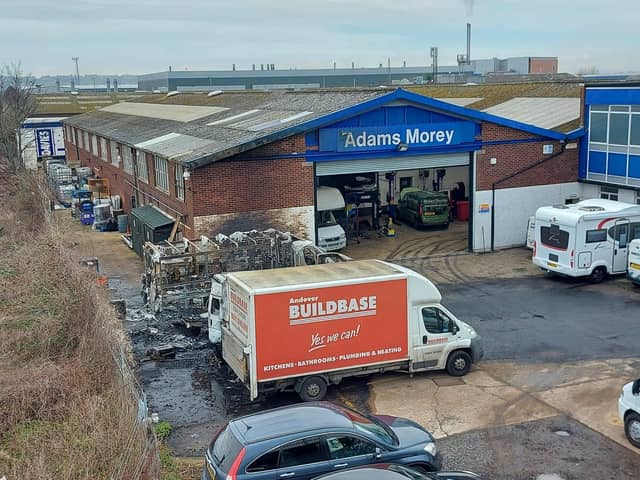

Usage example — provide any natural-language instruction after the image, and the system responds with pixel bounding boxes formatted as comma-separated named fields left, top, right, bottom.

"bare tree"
left=0, top=62, right=38, bottom=174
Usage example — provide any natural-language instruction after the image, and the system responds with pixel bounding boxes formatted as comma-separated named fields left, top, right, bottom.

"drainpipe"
left=490, top=143, right=567, bottom=252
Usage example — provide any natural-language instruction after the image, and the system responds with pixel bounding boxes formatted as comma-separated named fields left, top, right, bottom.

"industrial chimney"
left=466, top=22, right=471, bottom=64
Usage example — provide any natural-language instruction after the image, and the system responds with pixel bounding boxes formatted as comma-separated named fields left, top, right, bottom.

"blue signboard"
left=35, top=128, right=54, bottom=158
left=319, top=122, right=476, bottom=153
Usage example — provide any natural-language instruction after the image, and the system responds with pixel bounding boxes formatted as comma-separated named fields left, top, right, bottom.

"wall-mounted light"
left=397, top=143, right=409, bottom=152
left=183, top=169, right=191, bottom=180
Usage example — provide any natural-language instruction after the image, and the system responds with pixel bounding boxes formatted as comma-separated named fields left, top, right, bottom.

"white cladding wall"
left=473, top=182, right=582, bottom=252
left=378, top=166, right=468, bottom=206
left=581, top=183, right=639, bottom=204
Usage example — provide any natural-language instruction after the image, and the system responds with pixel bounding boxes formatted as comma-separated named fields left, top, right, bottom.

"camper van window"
left=631, top=223, right=640, bottom=240
left=318, top=210, right=337, bottom=227
left=608, top=224, right=630, bottom=243
left=540, top=225, right=569, bottom=250
left=586, top=229, right=608, bottom=243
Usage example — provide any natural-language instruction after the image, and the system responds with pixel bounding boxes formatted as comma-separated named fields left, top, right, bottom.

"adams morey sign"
left=319, top=122, right=477, bottom=153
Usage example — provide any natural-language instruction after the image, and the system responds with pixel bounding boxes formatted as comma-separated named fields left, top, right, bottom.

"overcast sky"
left=2, top=0, right=638, bottom=77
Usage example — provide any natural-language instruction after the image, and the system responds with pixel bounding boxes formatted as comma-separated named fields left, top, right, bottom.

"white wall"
left=472, top=182, right=582, bottom=252
left=378, top=166, right=468, bottom=206
left=581, top=183, right=638, bottom=204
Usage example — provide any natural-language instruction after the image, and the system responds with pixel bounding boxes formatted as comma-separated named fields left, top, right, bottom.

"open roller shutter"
left=315, top=152, right=469, bottom=176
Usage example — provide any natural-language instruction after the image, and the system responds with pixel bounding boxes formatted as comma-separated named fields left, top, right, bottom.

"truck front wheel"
left=298, top=376, right=328, bottom=402
left=446, top=351, right=472, bottom=376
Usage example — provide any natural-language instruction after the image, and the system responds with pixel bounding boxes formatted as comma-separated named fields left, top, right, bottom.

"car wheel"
left=589, top=266, right=607, bottom=283
left=625, top=412, right=640, bottom=448
left=446, top=351, right=472, bottom=376
left=298, top=376, right=327, bottom=402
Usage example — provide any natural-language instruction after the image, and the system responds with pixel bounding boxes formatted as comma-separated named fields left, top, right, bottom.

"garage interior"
left=315, top=157, right=471, bottom=260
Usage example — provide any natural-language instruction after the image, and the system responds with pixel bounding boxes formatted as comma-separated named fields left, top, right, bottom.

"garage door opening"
left=315, top=163, right=471, bottom=261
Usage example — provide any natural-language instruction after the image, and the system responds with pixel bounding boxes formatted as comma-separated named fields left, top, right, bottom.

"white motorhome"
left=316, top=186, right=347, bottom=251
left=628, top=239, right=640, bottom=286
left=533, top=199, right=640, bottom=282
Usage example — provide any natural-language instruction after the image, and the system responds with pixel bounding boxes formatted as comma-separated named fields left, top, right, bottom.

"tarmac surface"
left=65, top=218, right=640, bottom=477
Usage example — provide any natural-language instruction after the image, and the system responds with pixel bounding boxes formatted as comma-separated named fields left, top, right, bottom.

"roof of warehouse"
left=482, top=97, right=581, bottom=129
left=34, top=92, right=148, bottom=115
left=64, top=85, right=582, bottom=168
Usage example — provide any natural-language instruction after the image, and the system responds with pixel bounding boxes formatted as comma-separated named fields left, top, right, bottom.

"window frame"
left=600, top=186, right=619, bottom=201
left=99, top=136, right=108, bottom=161
left=154, top=155, right=169, bottom=192
left=91, top=134, right=98, bottom=156
left=276, top=436, right=331, bottom=469
left=136, top=150, right=149, bottom=183
left=421, top=306, right=455, bottom=335
left=110, top=140, right=119, bottom=166
left=122, top=146, right=134, bottom=174
left=585, top=229, right=607, bottom=244
left=175, top=163, right=185, bottom=200
left=325, top=434, right=378, bottom=460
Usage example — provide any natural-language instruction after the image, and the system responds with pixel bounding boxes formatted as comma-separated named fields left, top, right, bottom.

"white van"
left=618, top=378, right=640, bottom=448
left=526, top=216, right=535, bottom=249
left=628, top=238, right=640, bottom=286
left=532, top=199, right=640, bottom=283
left=316, top=186, right=347, bottom=251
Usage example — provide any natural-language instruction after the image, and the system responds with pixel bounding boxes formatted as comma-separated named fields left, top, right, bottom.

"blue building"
left=581, top=85, right=640, bottom=204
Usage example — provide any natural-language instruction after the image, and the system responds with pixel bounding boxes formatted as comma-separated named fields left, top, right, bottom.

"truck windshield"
left=318, top=210, right=338, bottom=227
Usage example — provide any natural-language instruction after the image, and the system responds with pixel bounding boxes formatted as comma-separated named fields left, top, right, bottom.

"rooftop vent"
left=579, top=206, right=606, bottom=212
left=207, top=90, right=223, bottom=97
left=166, top=91, right=180, bottom=97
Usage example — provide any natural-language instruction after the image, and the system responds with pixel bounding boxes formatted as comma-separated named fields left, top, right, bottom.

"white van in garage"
left=532, top=199, right=640, bottom=282
left=316, top=186, right=347, bottom=251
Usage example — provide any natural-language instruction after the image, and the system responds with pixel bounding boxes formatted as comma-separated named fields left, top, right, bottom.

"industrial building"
left=580, top=84, right=640, bottom=205
left=63, top=83, right=586, bottom=253
left=137, top=58, right=558, bottom=92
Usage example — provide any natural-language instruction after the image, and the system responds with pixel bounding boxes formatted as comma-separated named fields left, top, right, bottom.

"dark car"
left=313, top=464, right=483, bottom=480
left=202, top=402, right=442, bottom=480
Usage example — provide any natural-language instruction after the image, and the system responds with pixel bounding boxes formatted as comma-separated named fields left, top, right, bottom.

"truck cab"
left=395, top=263, right=483, bottom=376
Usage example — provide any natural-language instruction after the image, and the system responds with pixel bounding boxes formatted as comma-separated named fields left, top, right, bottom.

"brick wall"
left=476, top=122, right=579, bottom=191
left=190, top=135, right=314, bottom=217
left=65, top=138, right=194, bottom=233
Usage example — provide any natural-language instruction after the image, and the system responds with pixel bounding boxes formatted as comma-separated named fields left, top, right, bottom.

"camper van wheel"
left=298, top=376, right=328, bottom=402
left=446, top=351, right=472, bottom=376
left=589, top=266, right=607, bottom=284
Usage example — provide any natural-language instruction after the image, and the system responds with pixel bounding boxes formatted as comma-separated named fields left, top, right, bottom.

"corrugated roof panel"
left=206, top=109, right=261, bottom=126
left=436, top=97, right=483, bottom=106
left=101, top=102, right=229, bottom=122
left=248, top=111, right=314, bottom=131
left=134, top=133, right=219, bottom=159
left=482, top=97, right=580, bottom=129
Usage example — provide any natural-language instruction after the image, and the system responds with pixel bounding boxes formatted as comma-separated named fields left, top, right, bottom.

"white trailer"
left=533, top=199, right=640, bottom=282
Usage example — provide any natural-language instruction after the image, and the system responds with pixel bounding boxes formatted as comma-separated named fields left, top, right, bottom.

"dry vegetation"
left=0, top=173, right=158, bottom=479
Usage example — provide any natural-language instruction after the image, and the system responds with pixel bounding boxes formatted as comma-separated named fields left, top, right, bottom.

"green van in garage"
left=398, top=188, right=450, bottom=228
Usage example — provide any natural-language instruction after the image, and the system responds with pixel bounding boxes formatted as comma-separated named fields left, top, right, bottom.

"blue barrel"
left=117, top=214, right=129, bottom=233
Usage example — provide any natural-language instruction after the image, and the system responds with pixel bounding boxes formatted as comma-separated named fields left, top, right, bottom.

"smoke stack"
left=466, top=22, right=471, bottom=64
left=352, top=61, right=355, bottom=69
left=232, top=63, right=236, bottom=71
left=252, top=64, right=256, bottom=71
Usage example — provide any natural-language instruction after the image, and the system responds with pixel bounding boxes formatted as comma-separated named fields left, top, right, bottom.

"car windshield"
left=344, top=409, right=398, bottom=445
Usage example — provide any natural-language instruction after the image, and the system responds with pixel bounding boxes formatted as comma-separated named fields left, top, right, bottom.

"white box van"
left=618, top=378, right=640, bottom=448
left=219, top=259, right=483, bottom=401
left=532, top=199, right=640, bottom=282
left=316, top=186, right=347, bottom=251
left=628, top=238, right=640, bottom=286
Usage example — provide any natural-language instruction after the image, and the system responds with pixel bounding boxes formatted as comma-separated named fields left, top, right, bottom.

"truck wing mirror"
left=633, top=379, right=640, bottom=396
left=449, top=320, right=458, bottom=335
left=422, top=335, right=428, bottom=344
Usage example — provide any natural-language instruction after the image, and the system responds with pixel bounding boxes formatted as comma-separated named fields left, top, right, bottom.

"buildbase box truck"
left=220, top=259, right=483, bottom=402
